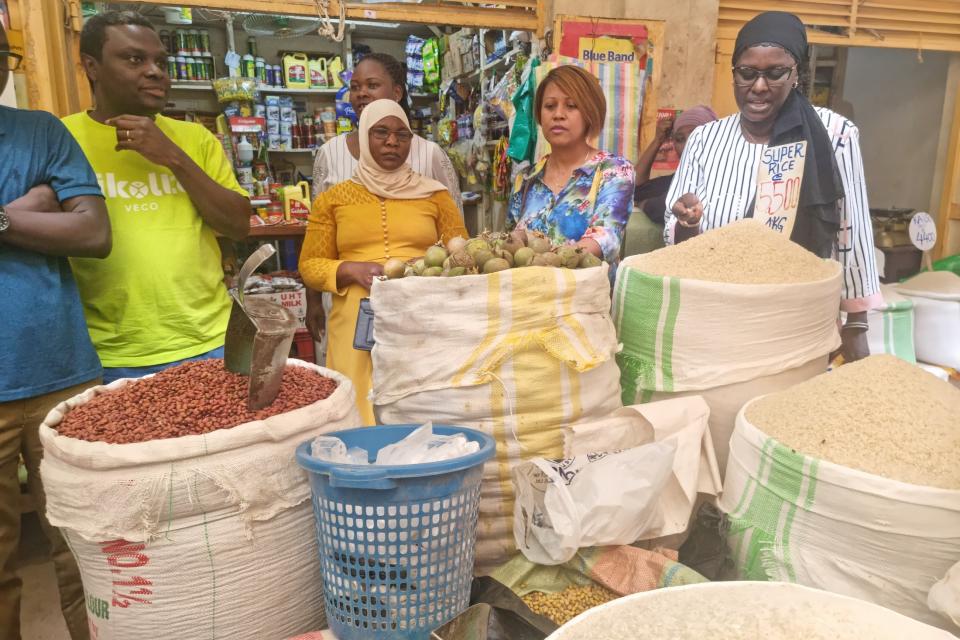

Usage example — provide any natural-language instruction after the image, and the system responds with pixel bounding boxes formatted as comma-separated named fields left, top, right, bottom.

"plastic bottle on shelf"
left=242, top=52, right=255, bottom=79
left=255, top=57, right=266, bottom=85
left=247, top=37, right=258, bottom=58
left=272, top=65, right=283, bottom=87
left=159, top=30, right=172, bottom=54
left=189, top=29, right=201, bottom=56
left=199, top=28, right=211, bottom=54
left=176, top=55, right=188, bottom=81
left=237, top=136, right=255, bottom=166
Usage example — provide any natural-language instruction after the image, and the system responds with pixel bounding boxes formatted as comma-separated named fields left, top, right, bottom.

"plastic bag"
left=928, top=560, right=960, bottom=628
left=513, top=441, right=677, bottom=565
left=375, top=421, right=479, bottom=465
left=310, top=423, right=479, bottom=466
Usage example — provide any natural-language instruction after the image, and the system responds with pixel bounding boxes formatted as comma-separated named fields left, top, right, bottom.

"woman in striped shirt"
left=665, top=11, right=880, bottom=361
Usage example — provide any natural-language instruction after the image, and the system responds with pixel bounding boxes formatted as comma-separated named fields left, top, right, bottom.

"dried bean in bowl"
left=56, top=359, right=338, bottom=444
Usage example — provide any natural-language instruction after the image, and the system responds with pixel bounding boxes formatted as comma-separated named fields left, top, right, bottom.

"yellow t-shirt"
left=63, top=112, right=248, bottom=367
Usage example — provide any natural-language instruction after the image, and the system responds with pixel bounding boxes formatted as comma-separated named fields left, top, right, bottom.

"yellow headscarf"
left=352, top=99, right=448, bottom=200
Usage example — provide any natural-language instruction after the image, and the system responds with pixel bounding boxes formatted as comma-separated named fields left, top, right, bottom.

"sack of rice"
left=721, top=355, right=960, bottom=629
left=549, top=582, right=954, bottom=639
left=370, top=266, right=623, bottom=572
left=613, top=220, right=842, bottom=473
left=40, top=360, right=361, bottom=640
left=897, top=270, right=960, bottom=369
left=859, top=283, right=916, bottom=362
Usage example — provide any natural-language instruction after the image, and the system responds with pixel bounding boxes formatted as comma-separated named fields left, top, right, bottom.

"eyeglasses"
left=369, top=127, right=413, bottom=143
left=732, top=65, right=795, bottom=87
left=0, top=51, right=22, bottom=72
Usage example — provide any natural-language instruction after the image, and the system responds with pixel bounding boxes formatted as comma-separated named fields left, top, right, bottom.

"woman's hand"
left=305, top=289, right=326, bottom=342
left=655, top=115, right=675, bottom=142
left=575, top=237, right=603, bottom=258
left=336, top=261, right=384, bottom=291
left=672, top=193, right=703, bottom=228
left=839, top=312, right=870, bottom=363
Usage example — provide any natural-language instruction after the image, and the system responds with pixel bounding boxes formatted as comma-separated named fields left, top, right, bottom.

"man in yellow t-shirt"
left=64, top=11, right=250, bottom=383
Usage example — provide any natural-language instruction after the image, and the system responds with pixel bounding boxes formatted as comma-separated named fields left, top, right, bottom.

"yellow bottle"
left=308, top=57, right=327, bottom=89
left=282, top=53, right=309, bottom=89
left=282, top=182, right=311, bottom=221
left=328, top=56, right=345, bottom=89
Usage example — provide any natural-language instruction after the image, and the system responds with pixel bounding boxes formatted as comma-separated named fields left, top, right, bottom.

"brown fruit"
left=532, top=252, right=562, bottom=267
left=483, top=258, right=511, bottom=273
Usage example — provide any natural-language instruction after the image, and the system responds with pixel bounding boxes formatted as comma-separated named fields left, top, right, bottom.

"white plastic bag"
left=513, top=441, right=677, bottom=565
left=513, top=396, right=721, bottom=564
left=928, top=560, right=960, bottom=629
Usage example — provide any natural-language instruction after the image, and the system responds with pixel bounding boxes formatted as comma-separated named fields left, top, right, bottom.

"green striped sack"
left=720, top=401, right=960, bottom=629
left=612, top=259, right=842, bottom=406
left=865, top=286, right=916, bottom=363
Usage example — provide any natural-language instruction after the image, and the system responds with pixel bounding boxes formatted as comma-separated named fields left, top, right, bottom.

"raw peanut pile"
left=522, top=584, right=619, bottom=625
left=57, top=359, right=338, bottom=444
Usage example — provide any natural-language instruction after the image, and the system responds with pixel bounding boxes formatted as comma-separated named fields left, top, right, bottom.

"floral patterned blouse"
left=507, top=151, right=635, bottom=265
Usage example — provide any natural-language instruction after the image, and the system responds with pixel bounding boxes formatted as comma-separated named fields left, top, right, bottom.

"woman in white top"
left=665, top=11, right=880, bottom=362
left=307, top=52, right=462, bottom=345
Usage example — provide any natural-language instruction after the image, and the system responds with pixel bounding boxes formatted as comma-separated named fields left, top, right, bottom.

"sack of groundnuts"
left=39, top=359, right=361, bottom=640
left=721, top=355, right=960, bottom=631
left=370, top=264, right=623, bottom=573
left=613, top=220, right=842, bottom=474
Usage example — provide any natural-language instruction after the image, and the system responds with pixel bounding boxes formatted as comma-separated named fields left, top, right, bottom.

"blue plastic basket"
left=295, top=424, right=495, bottom=640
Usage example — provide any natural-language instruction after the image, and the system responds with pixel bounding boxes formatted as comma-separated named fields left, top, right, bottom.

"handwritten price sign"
left=753, top=141, right=807, bottom=237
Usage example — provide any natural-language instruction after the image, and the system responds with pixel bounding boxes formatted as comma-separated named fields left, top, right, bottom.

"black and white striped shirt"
left=664, top=107, right=881, bottom=311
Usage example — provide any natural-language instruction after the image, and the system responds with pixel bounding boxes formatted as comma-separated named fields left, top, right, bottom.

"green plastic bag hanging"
left=508, top=58, right=540, bottom=164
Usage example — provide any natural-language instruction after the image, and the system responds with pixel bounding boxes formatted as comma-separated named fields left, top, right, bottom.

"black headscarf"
left=734, top=11, right=844, bottom=258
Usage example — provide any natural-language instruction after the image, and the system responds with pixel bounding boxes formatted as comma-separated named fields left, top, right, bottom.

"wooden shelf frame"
left=719, top=0, right=960, bottom=53
left=146, top=0, right=546, bottom=34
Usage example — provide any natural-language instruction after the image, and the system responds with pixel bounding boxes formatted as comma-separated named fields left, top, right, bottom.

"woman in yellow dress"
left=299, top=99, right=467, bottom=423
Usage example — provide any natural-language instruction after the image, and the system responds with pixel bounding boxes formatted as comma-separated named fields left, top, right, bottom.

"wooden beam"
left=149, top=0, right=540, bottom=32
left=935, top=86, right=960, bottom=258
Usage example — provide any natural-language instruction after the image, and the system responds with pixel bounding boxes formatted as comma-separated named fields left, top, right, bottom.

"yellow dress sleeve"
left=432, top=191, right=468, bottom=244
left=299, top=190, right=345, bottom=295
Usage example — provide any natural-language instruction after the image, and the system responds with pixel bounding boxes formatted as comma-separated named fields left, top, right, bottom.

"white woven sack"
left=720, top=399, right=960, bottom=630
left=613, top=258, right=841, bottom=476
left=861, top=284, right=916, bottom=362
left=369, top=266, right=622, bottom=572
left=40, top=361, right=361, bottom=640
left=897, top=271, right=960, bottom=370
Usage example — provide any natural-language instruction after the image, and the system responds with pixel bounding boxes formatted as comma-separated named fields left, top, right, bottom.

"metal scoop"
left=224, top=244, right=298, bottom=410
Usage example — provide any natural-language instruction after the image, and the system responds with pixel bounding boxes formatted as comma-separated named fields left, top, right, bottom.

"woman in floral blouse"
left=507, top=65, right=635, bottom=274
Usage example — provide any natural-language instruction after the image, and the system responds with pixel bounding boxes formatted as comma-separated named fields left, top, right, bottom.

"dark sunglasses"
left=732, top=65, right=795, bottom=87
left=0, top=51, right=22, bottom=72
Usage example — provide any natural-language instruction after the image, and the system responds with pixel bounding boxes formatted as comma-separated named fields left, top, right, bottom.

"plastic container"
left=309, top=57, right=328, bottom=89
left=295, top=424, right=495, bottom=640
left=284, top=53, right=310, bottom=89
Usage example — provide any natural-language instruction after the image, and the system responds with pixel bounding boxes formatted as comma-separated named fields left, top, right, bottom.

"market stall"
left=16, top=3, right=960, bottom=639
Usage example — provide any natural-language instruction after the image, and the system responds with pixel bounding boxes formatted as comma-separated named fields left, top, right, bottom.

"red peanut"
left=57, top=360, right=338, bottom=444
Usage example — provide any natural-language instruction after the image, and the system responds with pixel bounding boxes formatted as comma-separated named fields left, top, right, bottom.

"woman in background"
left=633, top=105, right=717, bottom=225
left=307, top=52, right=462, bottom=349
left=300, top=100, right=467, bottom=422
left=507, top=65, right=634, bottom=275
